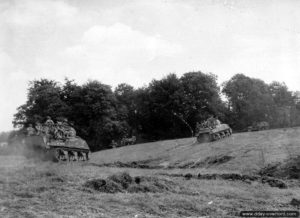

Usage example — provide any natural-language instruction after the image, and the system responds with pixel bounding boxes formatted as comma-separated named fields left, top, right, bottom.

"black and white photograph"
left=0, top=0, right=300, bottom=217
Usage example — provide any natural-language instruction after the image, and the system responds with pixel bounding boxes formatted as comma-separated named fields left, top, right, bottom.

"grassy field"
left=0, top=127, right=300, bottom=217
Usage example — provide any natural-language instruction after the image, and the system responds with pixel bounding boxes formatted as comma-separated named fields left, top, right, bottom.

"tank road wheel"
left=197, top=133, right=211, bottom=143
left=64, top=151, right=69, bottom=160
left=215, top=133, right=221, bottom=141
left=220, top=132, right=226, bottom=138
left=74, top=151, right=78, bottom=161
left=67, top=151, right=75, bottom=161
left=53, top=148, right=65, bottom=162
left=77, top=151, right=84, bottom=161
left=80, top=151, right=89, bottom=161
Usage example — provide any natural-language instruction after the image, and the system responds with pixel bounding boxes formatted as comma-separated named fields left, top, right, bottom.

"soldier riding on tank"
left=44, top=116, right=55, bottom=140
left=214, top=116, right=221, bottom=126
left=55, top=121, right=65, bottom=139
left=61, top=118, right=76, bottom=138
left=207, top=115, right=216, bottom=129
left=45, top=116, right=54, bottom=127
left=26, top=124, right=36, bottom=136
left=35, top=122, right=43, bottom=135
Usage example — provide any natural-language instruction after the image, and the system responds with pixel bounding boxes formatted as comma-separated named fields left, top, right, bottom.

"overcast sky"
left=0, top=0, right=300, bottom=131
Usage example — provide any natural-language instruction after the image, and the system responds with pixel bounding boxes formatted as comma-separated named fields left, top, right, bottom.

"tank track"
left=197, top=128, right=232, bottom=143
left=50, top=147, right=89, bottom=162
left=210, top=128, right=232, bottom=141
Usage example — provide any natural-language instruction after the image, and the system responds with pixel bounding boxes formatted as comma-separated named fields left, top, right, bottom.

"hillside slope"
left=91, top=127, right=300, bottom=174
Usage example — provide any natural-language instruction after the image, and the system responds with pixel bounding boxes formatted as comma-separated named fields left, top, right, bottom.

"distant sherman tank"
left=196, top=119, right=232, bottom=143
left=22, top=119, right=90, bottom=162
left=121, top=136, right=136, bottom=146
left=248, top=121, right=269, bottom=132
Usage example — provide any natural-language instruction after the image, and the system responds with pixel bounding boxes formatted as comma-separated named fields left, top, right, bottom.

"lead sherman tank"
left=23, top=122, right=90, bottom=162
left=196, top=123, right=232, bottom=143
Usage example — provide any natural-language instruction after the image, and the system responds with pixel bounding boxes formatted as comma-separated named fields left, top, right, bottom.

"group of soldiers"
left=26, top=116, right=76, bottom=140
left=196, top=115, right=221, bottom=132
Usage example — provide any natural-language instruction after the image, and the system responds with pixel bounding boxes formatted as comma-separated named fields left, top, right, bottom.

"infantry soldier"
left=62, top=118, right=69, bottom=126
left=45, top=116, right=54, bottom=126
left=35, top=122, right=43, bottom=135
left=207, top=115, right=216, bottom=129
left=55, top=121, right=64, bottom=139
left=214, top=116, right=221, bottom=126
left=44, top=116, right=54, bottom=139
left=62, top=118, right=76, bottom=138
left=26, top=124, right=36, bottom=136
left=202, top=120, right=208, bottom=128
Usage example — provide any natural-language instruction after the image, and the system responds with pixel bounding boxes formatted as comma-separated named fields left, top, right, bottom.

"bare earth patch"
left=84, top=172, right=189, bottom=194
left=259, top=155, right=300, bottom=179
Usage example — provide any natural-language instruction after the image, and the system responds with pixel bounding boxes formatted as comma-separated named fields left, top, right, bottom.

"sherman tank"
left=248, top=121, right=269, bottom=132
left=196, top=123, right=232, bottom=143
left=21, top=121, right=90, bottom=162
left=23, top=135, right=90, bottom=162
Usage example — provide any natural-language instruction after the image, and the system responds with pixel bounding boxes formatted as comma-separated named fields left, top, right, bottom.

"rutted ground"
left=0, top=128, right=300, bottom=217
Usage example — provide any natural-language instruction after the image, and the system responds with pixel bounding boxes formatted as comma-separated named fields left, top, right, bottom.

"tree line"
left=9, top=72, right=300, bottom=151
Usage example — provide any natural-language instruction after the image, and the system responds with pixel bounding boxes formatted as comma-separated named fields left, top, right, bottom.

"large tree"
left=133, top=72, right=224, bottom=140
left=114, top=83, right=137, bottom=135
left=222, top=74, right=274, bottom=130
left=13, top=79, right=68, bottom=127
left=133, top=74, right=184, bottom=140
left=64, top=80, right=127, bottom=150
left=269, top=82, right=296, bottom=127
left=269, top=82, right=294, bottom=107
left=13, top=79, right=128, bottom=151
left=180, top=72, right=224, bottom=127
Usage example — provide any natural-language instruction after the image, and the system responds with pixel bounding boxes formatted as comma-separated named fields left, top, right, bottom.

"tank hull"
left=248, top=121, right=269, bottom=132
left=197, top=124, right=232, bottom=143
left=196, top=131, right=211, bottom=143
left=23, top=135, right=90, bottom=162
